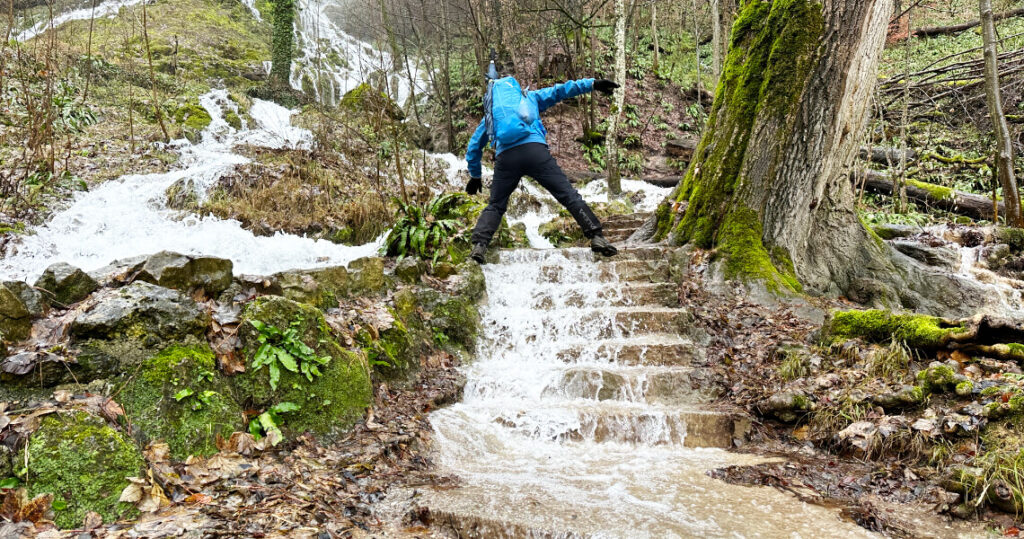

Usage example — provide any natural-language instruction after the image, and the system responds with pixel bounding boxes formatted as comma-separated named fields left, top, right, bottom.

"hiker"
left=464, top=60, right=621, bottom=264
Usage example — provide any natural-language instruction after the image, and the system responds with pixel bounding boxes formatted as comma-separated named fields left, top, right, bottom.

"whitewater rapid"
left=0, top=90, right=381, bottom=282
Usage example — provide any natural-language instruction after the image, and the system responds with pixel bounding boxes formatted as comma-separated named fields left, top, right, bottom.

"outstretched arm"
left=530, top=78, right=595, bottom=113
left=465, top=121, right=489, bottom=179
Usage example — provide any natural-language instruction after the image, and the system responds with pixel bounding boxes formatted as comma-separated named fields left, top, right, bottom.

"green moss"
left=669, top=1, right=823, bottom=292
left=363, top=314, right=418, bottom=380
left=233, top=296, right=371, bottom=439
left=27, top=412, right=144, bottom=529
left=997, top=227, right=1024, bottom=251
left=906, top=179, right=954, bottom=201
left=955, top=380, right=974, bottom=397
left=223, top=110, right=243, bottom=130
left=269, top=0, right=296, bottom=86
left=116, top=344, right=243, bottom=461
left=653, top=201, right=673, bottom=242
left=821, top=309, right=965, bottom=348
left=174, top=103, right=212, bottom=130
left=915, top=363, right=957, bottom=393
left=717, top=207, right=801, bottom=293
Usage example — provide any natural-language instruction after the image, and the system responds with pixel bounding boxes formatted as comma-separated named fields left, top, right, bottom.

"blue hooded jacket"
left=466, top=78, right=595, bottom=179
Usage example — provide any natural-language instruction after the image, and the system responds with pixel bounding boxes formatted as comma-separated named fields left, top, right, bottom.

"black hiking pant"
left=471, top=143, right=602, bottom=246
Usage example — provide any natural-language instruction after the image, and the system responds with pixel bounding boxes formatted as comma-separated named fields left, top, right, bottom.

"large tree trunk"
left=663, top=0, right=995, bottom=317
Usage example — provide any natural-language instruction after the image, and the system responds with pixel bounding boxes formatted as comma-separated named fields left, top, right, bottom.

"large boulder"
left=135, top=251, right=233, bottom=295
left=87, top=255, right=148, bottom=288
left=0, top=284, right=31, bottom=342
left=348, top=257, right=389, bottom=295
left=232, top=296, right=371, bottom=439
left=26, top=411, right=145, bottom=529
left=3, top=281, right=48, bottom=318
left=271, top=266, right=350, bottom=309
left=116, top=344, right=243, bottom=461
left=34, top=262, right=99, bottom=307
left=70, top=282, right=209, bottom=342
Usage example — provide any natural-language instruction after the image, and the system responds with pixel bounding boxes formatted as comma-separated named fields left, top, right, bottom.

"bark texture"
left=980, top=0, right=1023, bottom=226
left=605, top=0, right=627, bottom=195
left=660, top=0, right=997, bottom=317
left=711, top=0, right=737, bottom=82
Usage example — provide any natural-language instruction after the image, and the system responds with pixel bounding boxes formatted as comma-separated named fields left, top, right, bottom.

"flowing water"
left=425, top=248, right=879, bottom=538
left=0, top=90, right=381, bottom=282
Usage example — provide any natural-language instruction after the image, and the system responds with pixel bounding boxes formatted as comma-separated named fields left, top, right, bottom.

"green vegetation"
left=821, top=309, right=965, bottom=348
left=26, top=412, right=145, bottom=529
left=234, top=296, right=371, bottom=439
left=270, top=0, right=296, bottom=86
left=249, top=318, right=332, bottom=390
left=248, top=401, right=300, bottom=445
left=116, top=344, right=242, bottom=460
left=383, top=193, right=475, bottom=263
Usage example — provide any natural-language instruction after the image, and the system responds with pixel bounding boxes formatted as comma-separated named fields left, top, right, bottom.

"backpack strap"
left=483, top=80, right=496, bottom=143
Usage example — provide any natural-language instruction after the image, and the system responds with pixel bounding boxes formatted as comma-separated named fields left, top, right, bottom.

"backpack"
left=484, top=77, right=537, bottom=147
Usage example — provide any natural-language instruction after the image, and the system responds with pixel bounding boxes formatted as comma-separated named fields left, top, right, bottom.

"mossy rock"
left=26, top=411, right=144, bottom=529
left=34, top=262, right=99, bottom=307
left=341, top=82, right=403, bottom=120
left=0, top=284, right=31, bottom=342
left=233, top=296, right=371, bottom=439
left=115, top=344, right=243, bottom=460
left=348, top=257, right=390, bottom=295
left=0, top=444, right=12, bottom=479
left=916, top=362, right=959, bottom=393
left=539, top=216, right=587, bottom=248
left=174, top=102, right=212, bottom=131
left=361, top=315, right=418, bottom=381
left=821, top=309, right=965, bottom=349
left=994, top=227, right=1024, bottom=253
left=272, top=266, right=350, bottom=310
left=412, top=288, right=481, bottom=351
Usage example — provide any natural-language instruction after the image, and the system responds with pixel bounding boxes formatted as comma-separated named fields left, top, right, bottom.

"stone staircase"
left=600, top=212, right=652, bottom=243
left=416, top=240, right=799, bottom=537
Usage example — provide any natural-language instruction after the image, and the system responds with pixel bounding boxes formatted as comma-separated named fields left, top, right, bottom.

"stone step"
left=464, top=364, right=715, bottom=406
left=533, top=260, right=671, bottom=284
left=554, top=337, right=702, bottom=366
left=487, top=282, right=680, bottom=309
left=486, top=307, right=694, bottom=340
left=496, top=246, right=666, bottom=264
left=475, top=400, right=742, bottom=448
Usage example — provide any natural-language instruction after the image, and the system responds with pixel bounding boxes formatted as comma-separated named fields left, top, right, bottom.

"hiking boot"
left=470, top=243, right=488, bottom=264
left=591, top=235, right=618, bottom=257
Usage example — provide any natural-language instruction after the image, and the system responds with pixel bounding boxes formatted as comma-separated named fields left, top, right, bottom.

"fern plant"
left=383, top=192, right=474, bottom=263
left=249, top=402, right=300, bottom=446
left=250, top=319, right=331, bottom=390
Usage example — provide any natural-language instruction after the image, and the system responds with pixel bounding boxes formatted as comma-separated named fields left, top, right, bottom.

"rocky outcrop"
left=116, top=344, right=243, bottom=460
left=135, top=251, right=234, bottom=295
left=3, top=281, right=48, bottom=318
left=0, top=284, right=31, bottom=342
left=233, top=296, right=372, bottom=439
left=70, top=282, right=209, bottom=342
left=34, top=262, right=99, bottom=307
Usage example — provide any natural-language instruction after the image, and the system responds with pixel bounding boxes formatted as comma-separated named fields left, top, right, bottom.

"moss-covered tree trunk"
left=270, top=0, right=295, bottom=87
left=664, top=0, right=995, bottom=317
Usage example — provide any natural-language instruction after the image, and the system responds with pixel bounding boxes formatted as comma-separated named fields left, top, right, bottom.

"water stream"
left=427, top=249, right=880, bottom=538
left=0, top=90, right=381, bottom=282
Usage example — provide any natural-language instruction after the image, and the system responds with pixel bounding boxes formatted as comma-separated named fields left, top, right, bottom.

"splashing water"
left=291, top=0, right=426, bottom=107
left=14, top=0, right=145, bottom=42
left=427, top=249, right=879, bottom=537
left=0, top=90, right=381, bottom=282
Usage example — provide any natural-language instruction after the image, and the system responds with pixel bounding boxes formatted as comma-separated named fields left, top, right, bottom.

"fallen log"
left=859, top=147, right=919, bottom=166
left=856, top=170, right=1004, bottom=221
left=912, top=7, right=1024, bottom=38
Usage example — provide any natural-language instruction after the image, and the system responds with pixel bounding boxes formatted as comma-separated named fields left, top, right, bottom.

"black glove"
left=466, top=176, right=482, bottom=195
left=594, top=79, right=620, bottom=96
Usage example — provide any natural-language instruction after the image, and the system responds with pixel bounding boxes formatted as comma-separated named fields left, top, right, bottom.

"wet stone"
left=891, top=240, right=960, bottom=269
left=3, top=281, right=48, bottom=318
left=35, top=262, right=99, bottom=307
left=394, top=257, right=426, bottom=284
left=70, top=282, right=209, bottom=342
left=136, top=251, right=234, bottom=295
left=0, top=284, right=31, bottom=341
